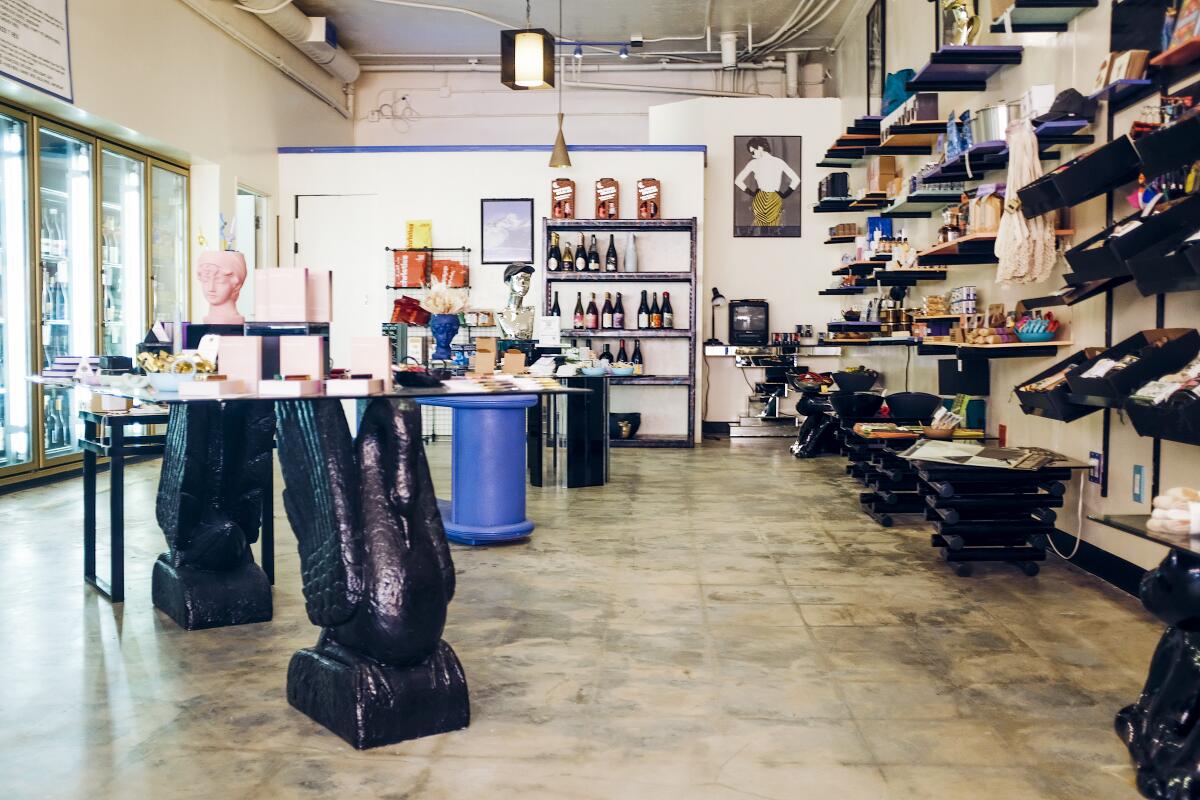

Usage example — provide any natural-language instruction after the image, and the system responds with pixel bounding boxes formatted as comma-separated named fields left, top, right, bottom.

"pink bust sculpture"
left=198, top=250, right=248, bottom=324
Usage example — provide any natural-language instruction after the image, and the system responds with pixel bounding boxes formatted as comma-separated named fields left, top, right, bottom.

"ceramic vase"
left=429, top=313, right=461, bottom=361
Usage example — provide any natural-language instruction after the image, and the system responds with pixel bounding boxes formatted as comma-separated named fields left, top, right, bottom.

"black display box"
left=1136, top=114, right=1200, bottom=180
left=1126, top=234, right=1200, bottom=296
left=1125, top=395, right=1200, bottom=446
left=1065, top=329, right=1200, bottom=399
left=937, top=358, right=989, bottom=396
left=1074, top=194, right=1200, bottom=288
left=1017, top=136, right=1141, bottom=219
left=1063, top=213, right=1138, bottom=281
left=1015, top=347, right=1104, bottom=422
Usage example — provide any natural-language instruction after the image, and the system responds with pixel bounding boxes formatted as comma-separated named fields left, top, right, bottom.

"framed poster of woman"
left=733, top=136, right=802, bottom=238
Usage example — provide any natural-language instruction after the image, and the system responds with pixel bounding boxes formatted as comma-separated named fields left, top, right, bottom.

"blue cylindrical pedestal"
left=417, top=394, right=537, bottom=545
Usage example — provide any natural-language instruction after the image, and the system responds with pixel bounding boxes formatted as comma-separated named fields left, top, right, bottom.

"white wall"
left=0, top=0, right=355, bottom=320
left=354, top=67, right=788, bottom=146
left=650, top=98, right=848, bottom=422
left=277, top=147, right=705, bottom=440
left=829, top=1, right=1170, bottom=569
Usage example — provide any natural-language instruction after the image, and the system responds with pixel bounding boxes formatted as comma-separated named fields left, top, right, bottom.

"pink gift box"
left=350, top=337, right=392, bottom=381
left=306, top=270, right=332, bottom=323
left=217, top=336, right=263, bottom=392
left=280, top=335, right=326, bottom=379
left=255, top=268, right=309, bottom=322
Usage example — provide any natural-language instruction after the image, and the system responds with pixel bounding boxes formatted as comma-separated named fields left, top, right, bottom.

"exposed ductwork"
left=234, top=0, right=362, bottom=84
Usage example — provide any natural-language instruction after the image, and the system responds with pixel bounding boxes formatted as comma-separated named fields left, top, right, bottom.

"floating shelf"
left=822, top=337, right=920, bottom=347
left=1033, top=118, right=1094, bottom=147
left=819, top=287, right=867, bottom=295
left=1089, top=78, right=1156, bottom=114
left=1089, top=514, right=1200, bottom=556
left=865, top=143, right=933, bottom=156
left=918, top=340, right=1074, bottom=359
left=876, top=121, right=945, bottom=147
left=546, top=271, right=692, bottom=282
left=818, top=160, right=861, bottom=168
left=917, top=233, right=1000, bottom=265
left=1021, top=275, right=1132, bottom=309
left=832, top=262, right=880, bottom=276
left=875, top=269, right=948, bottom=285
left=827, top=320, right=885, bottom=330
left=905, top=45, right=1024, bottom=92
left=1151, top=37, right=1200, bottom=68
left=989, top=0, right=1098, bottom=33
left=880, top=190, right=964, bottom=218
left=920, top=138, right=1061, bottom=184
left=824, top=235, right=859, bottom=244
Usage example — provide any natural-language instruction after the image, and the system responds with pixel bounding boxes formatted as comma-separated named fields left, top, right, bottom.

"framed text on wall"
left=0, top=0, right=73, bottom=103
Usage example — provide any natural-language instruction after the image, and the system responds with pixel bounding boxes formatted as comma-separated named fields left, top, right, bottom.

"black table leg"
left=261, top=454, right=275, bottom=585
left=109, top=423, right=124, bottom=604
left=528, top=398, right=544, bottom=488
left=83, top=419, right=97, bottom=592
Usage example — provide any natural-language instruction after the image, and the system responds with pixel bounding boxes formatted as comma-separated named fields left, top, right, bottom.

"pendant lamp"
left=501, top=0, right=554, bottom=90
left=547, top=0, right=570, bottom=167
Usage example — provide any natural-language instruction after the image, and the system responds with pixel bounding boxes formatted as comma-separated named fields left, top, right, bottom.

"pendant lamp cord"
left=557, top=0, right=563, bottom=113
left=526, top=0, right=531, bottom=28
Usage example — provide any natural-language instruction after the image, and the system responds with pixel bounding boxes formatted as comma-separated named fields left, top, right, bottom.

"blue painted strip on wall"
left=277, top=144, right=707, bottom=155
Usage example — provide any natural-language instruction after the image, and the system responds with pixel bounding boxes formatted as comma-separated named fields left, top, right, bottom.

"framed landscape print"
left=480, top=198, right=534, bottom=264
left=733, top=136, right=802, bottom=237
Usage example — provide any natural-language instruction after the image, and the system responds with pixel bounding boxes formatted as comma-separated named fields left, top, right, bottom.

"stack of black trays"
left=839, top=419, right=936, bottom=528
left=913, top=462, right=1074, bottom=577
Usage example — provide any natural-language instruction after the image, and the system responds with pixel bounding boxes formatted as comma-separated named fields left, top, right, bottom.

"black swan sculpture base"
left=1116, top=549, right=1200, bottom=799
left=275, top=397, right=469, bottom=748
left=154, top=400, right=274, bottom=630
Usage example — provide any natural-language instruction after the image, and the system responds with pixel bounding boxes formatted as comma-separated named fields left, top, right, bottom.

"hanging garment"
left=995, top=119, right=1058, bottom=284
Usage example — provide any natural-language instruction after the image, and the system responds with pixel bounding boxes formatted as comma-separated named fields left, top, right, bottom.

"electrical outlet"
left=1133, top=464, right=1145, bottom=504
left=1089, top=451, right=1103, bottom=484
left=997, top=424, right=1007, bottom=447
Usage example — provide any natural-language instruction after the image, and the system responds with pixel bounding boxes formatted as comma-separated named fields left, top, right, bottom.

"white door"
left=293, top=194, right=382, bottom=371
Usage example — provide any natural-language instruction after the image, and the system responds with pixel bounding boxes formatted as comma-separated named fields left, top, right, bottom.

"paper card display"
left=406, top=220, right=433, bottom=249
left=392, top=250, right=429, bottom=288
left=501, top=350, right=526, bottom=375
left=636, top=179, right=662, bottom=220
left=595, top=178, right=620, bottom=219
left=431, top=259, right=469, bottom=288
left=551, top=179, right=576, bottom=219
left=306, top=270, right=333, bottom=323
left=255, top=267, right=309, bottom=322
left=473, top=336, right=498, bottom=376
left=197, top=334, right=221, bottom=365
left=535, top=316, right=562, bottom=346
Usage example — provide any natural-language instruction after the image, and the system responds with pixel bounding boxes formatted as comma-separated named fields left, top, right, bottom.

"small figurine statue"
left=496, top=262, right=535, bottom=340
left=943, top=0, right=980, bottom=46
left=198, top=250, right=248, bottom=324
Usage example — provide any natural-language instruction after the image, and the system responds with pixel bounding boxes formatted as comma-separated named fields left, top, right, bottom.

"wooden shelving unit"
left=542, top=217, right=697, bottom=448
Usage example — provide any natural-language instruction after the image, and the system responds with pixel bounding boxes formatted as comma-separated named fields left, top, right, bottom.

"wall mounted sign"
left=733, top=136, right=802, bottom=238
left=480, top=198, right=534, bottom=264
left=0, top=0, right=73, bottom=102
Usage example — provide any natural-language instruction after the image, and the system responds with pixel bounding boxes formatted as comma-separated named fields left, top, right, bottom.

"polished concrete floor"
left=0, top=439, right=1158, bottom=798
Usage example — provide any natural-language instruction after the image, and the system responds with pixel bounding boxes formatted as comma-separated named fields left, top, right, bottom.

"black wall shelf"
left=989, top=0, right=1098, bottom=33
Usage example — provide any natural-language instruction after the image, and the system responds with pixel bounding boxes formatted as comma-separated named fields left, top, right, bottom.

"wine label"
left=586, top=313, right=598, bottom=328
left=548, top=257, right=559, bottom=271
left=614, top=313, right=625, bottom=327
left=602, top=313, right=613, bottom=327
left=663, top=313, right=674, bottom=328
left=573, top=314, right=584, bottom=327
left=638, top=313, right=649, bottom=327
left=651, top=313, right=663, bottom=328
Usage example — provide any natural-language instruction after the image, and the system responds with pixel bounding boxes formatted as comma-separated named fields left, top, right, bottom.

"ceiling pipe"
left=564, top=79, right=765, bottom=98
left=359, top=62, right=785, bottom=73
left=178, top=0, right=349, bottom=116
left=234, top=0, right=361, bottom=83
left=785, top=51, right=800, bottom=97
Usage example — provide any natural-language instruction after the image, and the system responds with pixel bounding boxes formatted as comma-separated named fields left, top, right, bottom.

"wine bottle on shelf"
left=585, top=292, right=600, bottom=330
left=39, top=210, right=50, bottom=257
left=599, top=343, right=614, bottom=363
left=573, top=292, right=585, bottom=329
left=575, top=235, right=588, bottom=271
left=550, top=291, right=561, bottom=317
left=637, top=290, right=650, bottom=329
left=587, top=235, right=601, bottom=272
left=631, top=340, right=644, bottom=375
left=616, top=338, right=629, bottom=362
left=547, top=232, right=562, bottom=272
left=650, top=292, right=663, bottom=329
left=54, top=276, right=67, bottom=320
left=48, top=208, right=64, bottom=259
left=662, top=291, right=674, bottom=329
left=103, top=292, right=114, bottom=323
left=601, top=292, right=614, bottom=328
left=604, top=234, right=618, bottom=272
left=613, top=292, right=626, bottom=328
left=40, top=267, right=52, bottom=318
left=562, top=241, right=574, bottom=272
left=45, top=399, right=60, bottom=449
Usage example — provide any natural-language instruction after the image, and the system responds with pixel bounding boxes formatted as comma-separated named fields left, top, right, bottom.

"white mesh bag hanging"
left=995, top=119, right=1057, bottom=284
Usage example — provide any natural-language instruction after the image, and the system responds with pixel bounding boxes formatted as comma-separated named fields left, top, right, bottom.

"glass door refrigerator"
left=0, top=108, right=32, bottom=479
left=98, top=146, right=146, bottom=357
left=35, top=123, right=95, bottom=467
left=149, top=162, right=188, bottom=326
